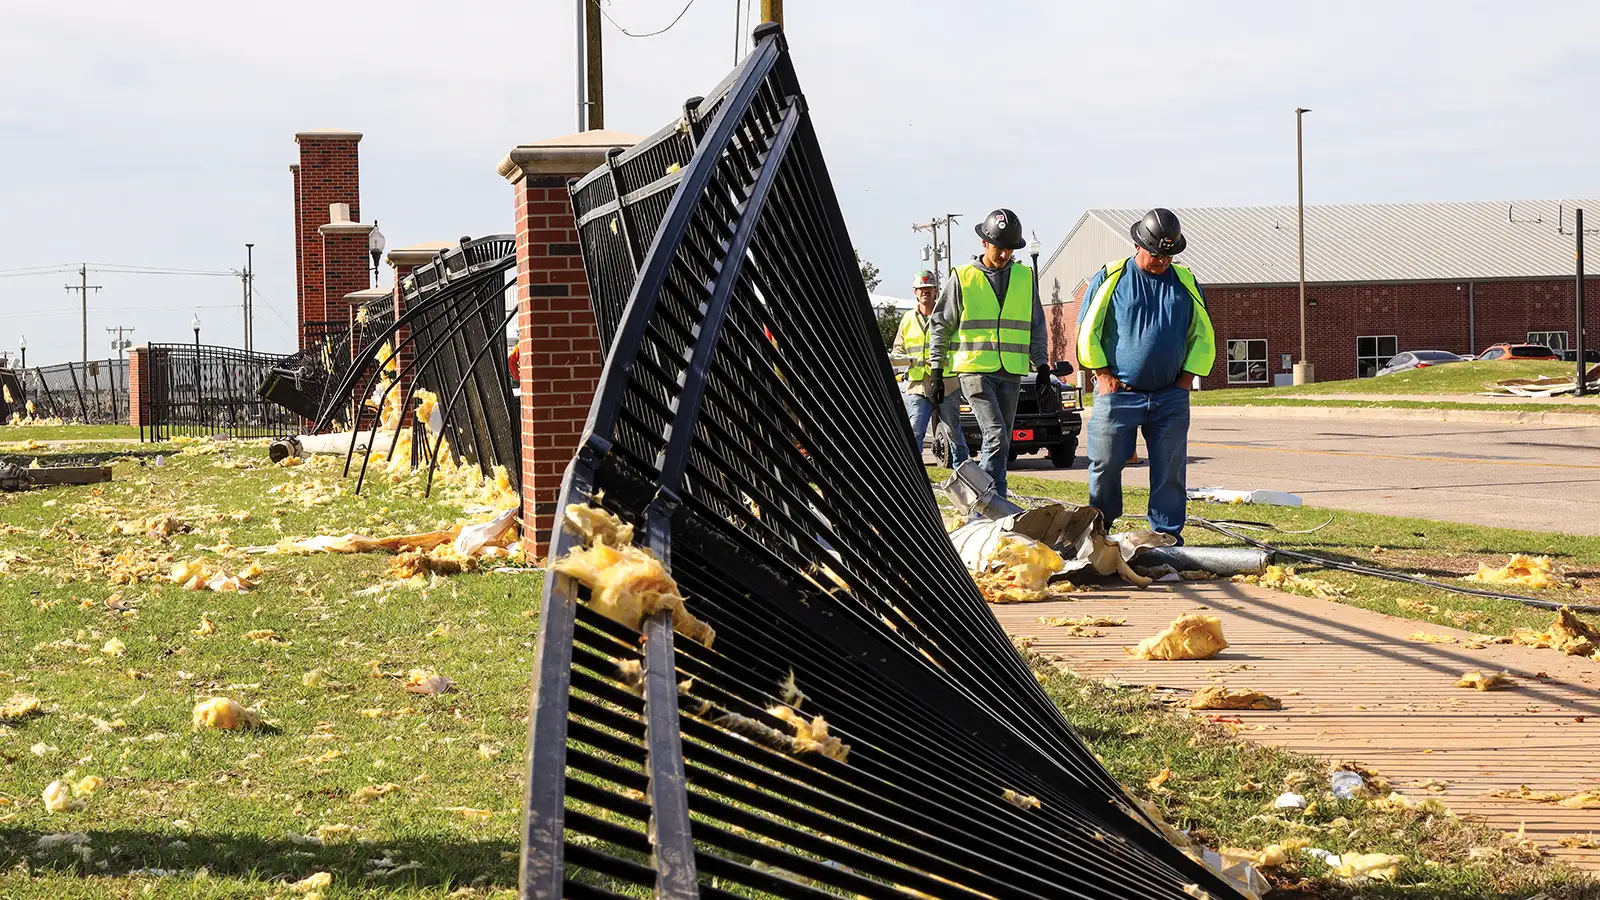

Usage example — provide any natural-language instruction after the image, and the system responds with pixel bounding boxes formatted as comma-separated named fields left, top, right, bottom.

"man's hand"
left=1035, top=364, right=1051, bottom=392
left=929, top=368, right=945, bottom=405
left=1176, top=373, right=1199, bottom=391
left=1094, top=372, right=1126, bottom=395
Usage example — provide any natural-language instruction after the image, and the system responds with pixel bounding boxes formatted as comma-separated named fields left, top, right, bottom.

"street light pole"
left=18, top=336, right=25, bottom=370
left=1293, top=107, right=1314, bottom=385
left=1577, top=208, right=1587, bottom=398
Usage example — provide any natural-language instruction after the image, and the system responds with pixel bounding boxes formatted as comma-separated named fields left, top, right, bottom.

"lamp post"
left=1292, top=107, right=1314, bottom=385
left=17, top=336, right=25, bottom=370
left=369, top=221, right=387, bottom=287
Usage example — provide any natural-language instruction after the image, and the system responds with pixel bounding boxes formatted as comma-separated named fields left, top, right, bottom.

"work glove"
left=1036, top=364, right=1051, bottom=392
left=929, top=368, right=945, bottom=406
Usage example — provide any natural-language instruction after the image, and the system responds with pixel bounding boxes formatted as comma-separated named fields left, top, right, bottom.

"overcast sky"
left=4, top=1, right=1599, bottom=365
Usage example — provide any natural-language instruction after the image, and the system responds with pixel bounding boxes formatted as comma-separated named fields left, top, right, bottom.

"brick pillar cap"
left=498, top=129, right=643, bottom=183
left=129, top=343, right=150, bottom=353
left=343, top=287, right=391, bottom=303
left=388, top=242, right=455, bottom=268
left=295, top=129, right=363, bottom=142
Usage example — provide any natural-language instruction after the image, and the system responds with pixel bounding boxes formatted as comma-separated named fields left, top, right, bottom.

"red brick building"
left=1039, top=201, right=1599, bottom=385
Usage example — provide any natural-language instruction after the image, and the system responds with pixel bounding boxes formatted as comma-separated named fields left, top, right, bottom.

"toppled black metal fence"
left=142, top=343, right=301, bottom=441
left=298, top=236, right=520, bottom=496
left=6, top=359, right=128, bottom=424
left=524, top=23, right=1242, bottom=900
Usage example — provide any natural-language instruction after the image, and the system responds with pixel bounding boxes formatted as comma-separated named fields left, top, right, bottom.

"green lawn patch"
left=1199, top=360, right=1578, bottom=401
left=3, top=424, right=140, bottom=444
left=1189, top=397, right=1600, bottom=416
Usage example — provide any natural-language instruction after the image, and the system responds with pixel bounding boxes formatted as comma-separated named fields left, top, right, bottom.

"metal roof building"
left=1038, top=200, right=1599, bottom=386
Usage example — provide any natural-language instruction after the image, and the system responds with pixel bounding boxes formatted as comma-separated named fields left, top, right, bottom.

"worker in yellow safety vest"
left=892, top=270, right=969, bottom=467
left=928, top=208, right=1051, bottom=499
left=1075, top=208, right=1216, bottom=541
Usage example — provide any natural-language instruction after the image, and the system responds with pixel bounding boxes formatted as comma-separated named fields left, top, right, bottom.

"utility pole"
left=761, top=0, right=783, bottom=24
left=243, top=243, right=255, bottom=352
left=1293, top=107, right=1313, bottom=385
left=1578, top=208, right=1588, bottom=398
left=577, top=0, right=603, bottom=130
left=105, top=325, right=135, bottom=363
left=65, top=264, right=103, bottom=367
left=913, top=214, right=962, bottom=284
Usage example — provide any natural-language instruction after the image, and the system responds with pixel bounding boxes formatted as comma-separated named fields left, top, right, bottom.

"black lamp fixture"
left=191, top=313, right=201, bottom=345
left=369, top=220, right=387, bottom=285
left=17, top=335, right=25, bottom=369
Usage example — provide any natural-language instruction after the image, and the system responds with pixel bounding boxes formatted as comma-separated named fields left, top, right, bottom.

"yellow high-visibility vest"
left=951, top=262, right=1033, bottom=375
left=896, top=310, right=932, bottom=382
left=1076, top=258, right=1216, bottom=377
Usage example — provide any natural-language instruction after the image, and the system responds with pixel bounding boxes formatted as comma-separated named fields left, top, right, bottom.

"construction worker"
left=1076, top=208, right=1216, bottom=541
left=928, top=208, right=1050, bottom=499
left=892, top=270, right=969, bottom=467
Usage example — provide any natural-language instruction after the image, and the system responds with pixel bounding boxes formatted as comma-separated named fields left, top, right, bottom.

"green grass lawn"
left=3, top=424, right=140, bottom=444
left=1189, top=396, right=1600, bottom=416
left=4, top=441, right=1593, bottom=897
left=1199, top=360, right=1581, bottom=402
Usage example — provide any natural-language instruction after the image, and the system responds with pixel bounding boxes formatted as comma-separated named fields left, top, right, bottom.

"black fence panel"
left=143, top=343, right=301, bottom=441
left=11, top=359, right=129, bottom=425
left=294, top=236, right=520, bottom=498
left=526, top=24, right=1243, bottom=900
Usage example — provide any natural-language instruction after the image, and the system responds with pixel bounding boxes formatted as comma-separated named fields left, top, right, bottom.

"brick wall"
left=322, top=231, right=371, bottom=330
left=516, top=176, right=604, bottom=558
left=294, top=131, right=361, bottom=349
left=128, top=345, right=148, bottom=430
left=1047, top=274, right=1600, bottom=387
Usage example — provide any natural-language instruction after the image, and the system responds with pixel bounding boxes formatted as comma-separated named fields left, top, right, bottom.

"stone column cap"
left=296, top=129, right=363, bottom=142
left=387, top=242, right=456, bottom=268
left=318, top=202, right=374, bottom=236
left=498, top=129, right=643, bottom=183
left=342, top=287, right=392, bottom=303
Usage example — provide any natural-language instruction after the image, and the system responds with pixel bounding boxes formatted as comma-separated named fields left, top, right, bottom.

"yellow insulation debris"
left=555, top=504, right=714, bottom=647
left=1455, top=670, right=1515, bottom=691
left=1467, top=554, right=1575, bottom=589
left=1127, top=614, right=1228, bottom=661
left=1507, top=606, right=1600, bottom=658
left=1002, top=788, right=1041, bottom=810
left=1186, top=684, right=1282, bottom=711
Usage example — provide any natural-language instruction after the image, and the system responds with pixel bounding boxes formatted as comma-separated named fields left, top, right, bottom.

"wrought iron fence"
left=290, top=236, right=520, bottom=497
left=142, top=343, right=301, bottom=441
left=526, top=24, right=1244, bottom=900
left=8, top=359, right=129, bottom=424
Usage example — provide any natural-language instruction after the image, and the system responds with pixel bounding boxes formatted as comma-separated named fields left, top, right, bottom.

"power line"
left=598, top=0, right=698, bottom=37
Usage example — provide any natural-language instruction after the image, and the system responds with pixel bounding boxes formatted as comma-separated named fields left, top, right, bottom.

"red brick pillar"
left=499, top=131, right=640, bottom=559
left=293, top=129, right=362, bottom=351
left=128, top=344, right=149, bottom=432
left=320, top=203, right=374, bottom=331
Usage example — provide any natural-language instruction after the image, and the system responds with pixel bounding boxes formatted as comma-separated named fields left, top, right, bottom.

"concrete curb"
left=1183, top=403, right=1600, bottom=427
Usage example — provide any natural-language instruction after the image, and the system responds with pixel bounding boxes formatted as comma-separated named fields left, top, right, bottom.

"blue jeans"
left=907, top=389, right=970, bottom=467
left=1087, top=385, right=1191, bottom=540
left=959, top=374, right=1021, bottom=499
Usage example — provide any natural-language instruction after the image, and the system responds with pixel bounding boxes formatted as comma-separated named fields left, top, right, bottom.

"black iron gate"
left=13, top=359, right=129, bottom=425
left=143, top=343, right=301, bottom=441
left=523, top=23, right=1243, bottom=900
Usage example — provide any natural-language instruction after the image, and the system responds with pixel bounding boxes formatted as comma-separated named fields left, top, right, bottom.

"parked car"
left=1560, top=347, right=1600, bottom=363
left=1375, top=350, right=1468, bottom=377
left=1477, top=343, right=1560, bottom=361
left=930, top=362, right=1083, bottom=469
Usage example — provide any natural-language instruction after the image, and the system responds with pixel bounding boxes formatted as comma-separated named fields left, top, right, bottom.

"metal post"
left=574, top=0, right=586, bottom=131
left=245, top=243, right=255, bottom=352
left=1467, top=281, right=1476, bottom=354
left=1293, top=107, right=1314, bottom=385
left=1578, top=208, right=1587, bottom=397
left=585, top=0, right=603, bottom=130
left=81, top=264, right=88, bottom=366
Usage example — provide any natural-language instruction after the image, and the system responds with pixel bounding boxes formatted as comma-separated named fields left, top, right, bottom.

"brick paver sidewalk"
left=994, top=580, right=1600, bottom=868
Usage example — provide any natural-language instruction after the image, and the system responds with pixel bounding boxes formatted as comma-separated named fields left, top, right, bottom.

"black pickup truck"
left=930, top=362, right=1083, bottom=468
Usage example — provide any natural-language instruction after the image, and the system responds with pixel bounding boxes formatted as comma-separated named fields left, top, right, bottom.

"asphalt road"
left=1011, top=413, right=1600, bottom=535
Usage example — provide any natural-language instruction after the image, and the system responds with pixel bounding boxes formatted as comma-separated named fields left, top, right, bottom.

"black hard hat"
left=975, top=208, right=1027, bottom=251
left=1130, top=208, right=1186, bottom=256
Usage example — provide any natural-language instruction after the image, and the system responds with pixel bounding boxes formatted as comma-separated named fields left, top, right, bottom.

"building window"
left=1356, top=335, right=1399, bottom=378
left=1226, top=339, right=1268, bottom=384
left=1528, top=331, right=1568, bottom=352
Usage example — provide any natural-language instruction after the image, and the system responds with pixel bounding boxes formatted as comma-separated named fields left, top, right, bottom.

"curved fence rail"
left=524, top=23, right=1243, bottom=900
left=300, top=235, right=520, bottom=497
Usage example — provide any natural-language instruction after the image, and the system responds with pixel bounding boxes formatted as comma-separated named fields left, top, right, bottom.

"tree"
left=856, top=249, right=881, bottom=292
left=874, top=301, right=901, bottom=352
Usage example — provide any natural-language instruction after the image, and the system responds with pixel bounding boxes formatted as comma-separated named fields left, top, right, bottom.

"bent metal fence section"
left=16, top=359, right=129, bottom=425
left=524, top=24, right=1242, bottom=900
left=143, top=343, right=300, bottom=441
left=305, top=236, right=519, bottom=497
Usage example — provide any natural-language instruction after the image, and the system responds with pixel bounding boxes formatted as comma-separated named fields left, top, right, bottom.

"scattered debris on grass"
left=1467, top=554, right=1576, bottom=589
left=1, top=694, right=42, bottom=721
left=1506, top=606, right=1600, bottom=658
left=1234, top=564, right=1347, bottom=600
left=402, top=669, right=452, bottom=695
left=168, top=558, right=261, bottom=592
left=191, top=697, right=260, bottom=730
left=1186, top=684, right=1282, bottom=711
left=1127, top=614, right=1229, bottom=661
left=1455, top=670, right=1515, bottom=691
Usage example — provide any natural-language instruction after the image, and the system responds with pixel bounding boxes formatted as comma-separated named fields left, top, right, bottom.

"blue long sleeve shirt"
left=1077, top=259, right=1204, bottom=391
